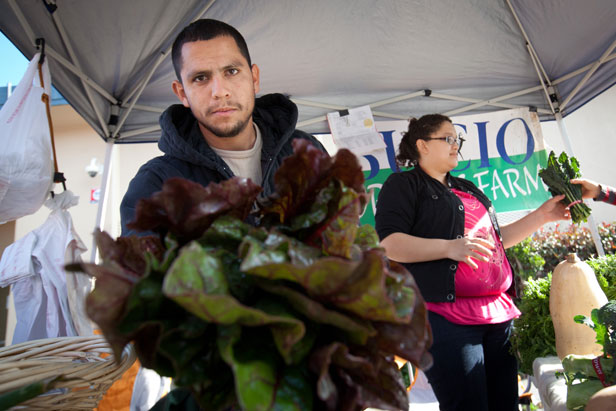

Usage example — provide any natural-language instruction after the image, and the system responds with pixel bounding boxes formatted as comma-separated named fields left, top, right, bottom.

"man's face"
left=172, top=36, right=260, bottom=142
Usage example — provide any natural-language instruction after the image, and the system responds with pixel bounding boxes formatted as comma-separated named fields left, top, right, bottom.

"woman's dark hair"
left=171, top=19, right=252, bottom=82
left=396, top=114, right=452, bottom=168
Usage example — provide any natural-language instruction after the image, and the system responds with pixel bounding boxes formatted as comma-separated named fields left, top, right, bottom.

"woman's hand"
left=447, top=237, right=495, bottom=270
left=537, top=194, right=571, bottom=223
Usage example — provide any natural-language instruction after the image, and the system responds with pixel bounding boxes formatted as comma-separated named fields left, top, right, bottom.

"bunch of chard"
left=69, top=140, right=433, bottom=411
left=539, top=151, right=591, bottom=224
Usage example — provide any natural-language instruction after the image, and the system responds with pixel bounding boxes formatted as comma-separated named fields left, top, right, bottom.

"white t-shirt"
left=211, top=125, right=263, bottom=184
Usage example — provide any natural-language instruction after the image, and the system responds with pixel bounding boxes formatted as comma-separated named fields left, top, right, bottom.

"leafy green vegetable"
left=510, top=275, right=556, bottom=374
left=560, top=300, right=616, bottom=409
left=565, top=377, right=605, bottom=410
left=0, top=377, right=63, bottom=410
left=587, top=254, right=616, bottom=301
left=575, top=300, right=616, bottom=372
left=538, top=151, right=591, bottom=224
left=70, top=140, right=432, bottom=411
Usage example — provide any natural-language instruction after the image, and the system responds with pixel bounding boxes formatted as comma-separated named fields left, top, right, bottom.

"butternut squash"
left=586, top=386, right=616, bottom=411
left=549, top=253, right=607, bottom=360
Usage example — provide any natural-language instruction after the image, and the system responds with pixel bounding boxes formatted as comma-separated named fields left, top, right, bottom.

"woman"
left=375, top=114, right=569, bottom=411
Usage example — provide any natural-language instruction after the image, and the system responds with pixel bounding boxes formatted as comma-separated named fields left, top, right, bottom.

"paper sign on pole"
left=326, top=105, right=386, bottom=155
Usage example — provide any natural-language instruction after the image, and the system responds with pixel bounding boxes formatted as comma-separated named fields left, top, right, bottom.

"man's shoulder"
left=290, top=129, right=327, bottom=152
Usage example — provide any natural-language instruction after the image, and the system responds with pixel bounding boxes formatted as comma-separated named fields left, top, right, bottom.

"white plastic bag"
left=0, top=52, right=54, bottom=224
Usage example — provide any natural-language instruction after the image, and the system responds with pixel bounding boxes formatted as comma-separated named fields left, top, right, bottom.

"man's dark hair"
left=171, top=19, right=252, bottom=81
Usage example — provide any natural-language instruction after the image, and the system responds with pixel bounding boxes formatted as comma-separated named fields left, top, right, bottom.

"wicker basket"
left=0, top=335, right=136, bottom=410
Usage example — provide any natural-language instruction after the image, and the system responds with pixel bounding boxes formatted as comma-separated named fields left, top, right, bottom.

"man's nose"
left=211, top=76, right=230, bottom=99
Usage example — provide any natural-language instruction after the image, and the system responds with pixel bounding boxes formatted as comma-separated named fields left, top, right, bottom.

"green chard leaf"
left=241, top=242, right=415, bottom=323
left=257, top=281, right=377, bottom=345
left=353, top=224, right=381, bottom=251
left=162, top=242, right=306, bottom=361
left=217, top=325, right=313, bottom=411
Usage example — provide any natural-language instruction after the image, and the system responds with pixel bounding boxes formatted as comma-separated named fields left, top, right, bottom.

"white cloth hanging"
left=0, top=190, right=92, bottom=343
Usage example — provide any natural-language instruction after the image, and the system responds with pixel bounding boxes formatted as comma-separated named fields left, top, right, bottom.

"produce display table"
left=533, top=356, right=568, bottom=411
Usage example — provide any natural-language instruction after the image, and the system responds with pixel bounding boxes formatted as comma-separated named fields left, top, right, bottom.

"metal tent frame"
left=1, top=0, right=614, bottom=259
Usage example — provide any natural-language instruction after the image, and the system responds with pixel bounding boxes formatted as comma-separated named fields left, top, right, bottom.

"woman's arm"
left=380, top=232, right=494, bottom=270
left=500, top=194, right=569, bottom=248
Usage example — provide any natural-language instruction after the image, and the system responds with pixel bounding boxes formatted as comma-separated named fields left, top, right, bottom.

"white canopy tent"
left=1, top=0, right=615, bottom=256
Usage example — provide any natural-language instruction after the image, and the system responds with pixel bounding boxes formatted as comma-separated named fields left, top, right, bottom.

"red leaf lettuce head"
left=128, top=177, right=261, bottom=244
left=259, top=139, right=366, bottom=227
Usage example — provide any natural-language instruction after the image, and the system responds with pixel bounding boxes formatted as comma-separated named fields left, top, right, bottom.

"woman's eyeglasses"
left=424, top=133, right=465, bottom=151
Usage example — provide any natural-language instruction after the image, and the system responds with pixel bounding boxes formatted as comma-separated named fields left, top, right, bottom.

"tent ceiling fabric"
left=1, top=0, right=615, bottom=143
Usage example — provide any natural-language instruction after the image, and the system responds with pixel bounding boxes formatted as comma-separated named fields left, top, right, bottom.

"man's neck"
left=200, top=121, right=256, bottom=151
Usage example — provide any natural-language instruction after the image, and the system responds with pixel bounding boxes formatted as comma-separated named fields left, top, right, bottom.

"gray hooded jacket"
left=120, top=93, right=325, bottom=236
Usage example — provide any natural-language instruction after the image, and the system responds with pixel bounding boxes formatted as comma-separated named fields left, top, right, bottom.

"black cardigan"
left=375, top=166, right=515, bottom=302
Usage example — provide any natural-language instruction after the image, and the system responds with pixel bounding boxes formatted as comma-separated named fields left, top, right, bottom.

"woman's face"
left=418, top=121, right=460, bottom=172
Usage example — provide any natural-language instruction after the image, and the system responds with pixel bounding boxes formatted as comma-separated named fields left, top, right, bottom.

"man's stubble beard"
left=200, top=104, right=254, bottom=138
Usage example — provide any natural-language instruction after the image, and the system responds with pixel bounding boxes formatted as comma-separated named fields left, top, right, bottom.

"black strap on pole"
left=41, top=0, right=58, bottom=14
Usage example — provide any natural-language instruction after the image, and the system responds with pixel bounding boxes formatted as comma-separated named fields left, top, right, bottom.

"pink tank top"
left=426, top=189, right=521, bottom=325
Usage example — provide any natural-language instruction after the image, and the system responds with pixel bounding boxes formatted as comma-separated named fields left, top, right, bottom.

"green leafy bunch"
left=538, top=151, right=591, bottom=224
left=510, top=252, right=616, bottom=377
left=70, top=140, right=433, bottom=411
left=510, top=274, right=556, bottom=374
left=559, top=301, right=616, bottom=409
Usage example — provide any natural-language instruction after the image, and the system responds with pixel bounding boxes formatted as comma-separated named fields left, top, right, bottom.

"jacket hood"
left=157, top=93, right=298, bottom=166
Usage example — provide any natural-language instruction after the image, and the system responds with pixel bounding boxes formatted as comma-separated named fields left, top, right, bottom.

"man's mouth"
left=211, top=106, right=238, bottom=115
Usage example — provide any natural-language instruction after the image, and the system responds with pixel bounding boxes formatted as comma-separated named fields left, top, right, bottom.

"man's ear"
left=172, top=80, right=190, bottom=107
left=251, top=64, right=260, bottom=94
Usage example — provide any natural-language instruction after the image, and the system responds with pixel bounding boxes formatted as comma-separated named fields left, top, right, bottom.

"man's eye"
left=227, top=68, right=239, bottom=76
left=194, top=75, right=207, bottom=82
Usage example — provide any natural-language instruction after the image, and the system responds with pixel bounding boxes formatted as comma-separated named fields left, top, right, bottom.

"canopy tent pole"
left=506, top=0, right=551, bottom=83
left=526, top=44, right=558, bottom=115
left=119, top=125, right=162, bottom=139
left=49, top=7, right=111, bottom=137
left=507, top=0, right=606, bottom=257
left=560, top=39, right=616, bottom=112
left=295, top=87, right=554, bottom=128
left=122, top=103, right=164, bottom=114
left=431, top=92, right=552, bottom=114
left=8, top=0, right=117, bottom=138
left=445, top=85, right=543, bottom=115
left=554, top=113, right=606, bottom=257
left=111, top=0, right=218, bottom=139
left=91, top=140, right=115, bottom=263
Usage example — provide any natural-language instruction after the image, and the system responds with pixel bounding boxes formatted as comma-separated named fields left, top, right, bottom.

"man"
left=120, top=19, right=325, bottom=235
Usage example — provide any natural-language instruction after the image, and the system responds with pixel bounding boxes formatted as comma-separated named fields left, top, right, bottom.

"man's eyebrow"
left=223, top=60, right=246, bottom=70
left=186, top=69, right=212, bottom=79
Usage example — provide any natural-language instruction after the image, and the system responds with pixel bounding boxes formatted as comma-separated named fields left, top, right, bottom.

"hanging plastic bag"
left=0, top=52, right=54, bottom=224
